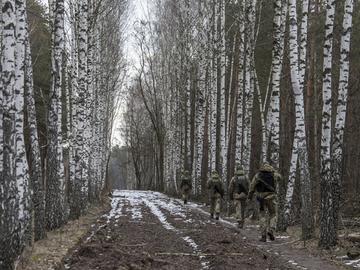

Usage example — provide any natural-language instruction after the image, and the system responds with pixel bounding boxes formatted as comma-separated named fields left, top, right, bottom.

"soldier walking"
left=207, top=171, right=224, bottom=220
left=180, top=170, right=192, bottom=204
left=248, top=163, right=281, bottom=242
left=229, top=165, right=249, bottom=228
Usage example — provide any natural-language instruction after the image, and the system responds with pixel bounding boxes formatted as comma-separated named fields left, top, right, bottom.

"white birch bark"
left=235, top=0, right=245, bottom=165
left=0, top=3, right=3, bottom=251
left=209, top=1, right=218, bottom=172
left=45, top=0, right=66, bottom=229
left=266, top=0, right=287, bottom=167
left=1, top=0, right=18, bottom=264
left=319, top=0, right=336, bottom=249
left=242, top=0, right=256, bottom=172
left=284, top=0, right=312, bottom=228
left=14, top=0, right=31, bottom=245
left=68, top=0, right=78, bottom=213
left=332, top=0, right=353, bottom=209
left=74, top=0, right=89, bottom=215
left=219, top=0, right=227, bottom=181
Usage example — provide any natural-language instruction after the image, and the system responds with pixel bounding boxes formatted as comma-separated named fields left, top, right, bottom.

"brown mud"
left=57, top=191, right=344, bottom=270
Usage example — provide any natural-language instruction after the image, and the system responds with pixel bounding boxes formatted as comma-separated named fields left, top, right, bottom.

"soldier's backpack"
left=181, top=177, right=192, bottom=189
left=255, top=171, right=275, bottom=193
left=212, top=180, right=224, bottom=197
left=234, top=175, right=248, bottom=194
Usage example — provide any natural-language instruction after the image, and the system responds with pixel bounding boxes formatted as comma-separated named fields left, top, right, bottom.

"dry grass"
left=16, top=202, right=109, bottom=270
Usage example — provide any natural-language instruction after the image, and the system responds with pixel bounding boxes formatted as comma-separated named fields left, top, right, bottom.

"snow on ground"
left=127, top=196, right=143, bottom=220
left=85, top=224, right=107, bottom=243
left=111, top=191, right=345, bottom=270
left=336, top=254, right=360, bottom=269
left=182, top=236, right=210, bottom=269
left=143, top=199, right=176, bottom=231
left=113, top=190, right=210, bottom=269
left=106, top=197, right=124, bottom=223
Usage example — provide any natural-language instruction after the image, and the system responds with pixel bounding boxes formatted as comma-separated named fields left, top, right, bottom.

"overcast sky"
left=113, top=0, right=150, bottom=147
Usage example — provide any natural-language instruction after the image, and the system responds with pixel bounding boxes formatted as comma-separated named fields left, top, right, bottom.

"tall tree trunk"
left=242, top=0, right=256, bottom=172
left=219, top=0, right=227, bottom=183
left=46, top=0, right=66, bottom=229
left=319, top=0, right=336, bottom=249
left=235, top=0, right=245, bottom=166
left=14, top=0, right=31, bottom=246
left=24, top=39, right=45, bottom=241
left=284, top=0, right=313, bottom=239
left=1, top=1, right=19, bottom=266
left=331, top=0, right=353, bottom=235
left=269, top=0, right=288, bottom=232
left=72, top=0, right=89, bottom=217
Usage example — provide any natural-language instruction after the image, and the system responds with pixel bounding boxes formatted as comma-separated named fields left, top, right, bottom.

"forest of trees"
left=124, top=0, right=359, bottom=250
left=0, top=0, right=127, bottom=268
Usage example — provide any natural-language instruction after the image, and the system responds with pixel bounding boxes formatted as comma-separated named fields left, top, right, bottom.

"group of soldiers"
left=179, top=163, right=281, bottom=242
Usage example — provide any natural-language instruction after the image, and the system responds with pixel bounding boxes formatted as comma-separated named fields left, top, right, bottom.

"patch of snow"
left=245, top=225, right=260, bottom=228
left=345, top=258, right=360, bottom=266
left=276, top=235, right=290, bottom=239
left=184, top=219, right=194, bottom=223
left=288, top=260, right=297, bottom=265
left=336, top=255, right=348, bottom=259
left=143, top=199, right=176, bottom=231
left=114, top=190, right=210, bottom=269
left=182, top=236, right=199, bottom=250
left=337, top=254, right=360, bottom=268
left=128, top=197, right=143, bottom=220
left=85, top=224, right=107, bottom=243
left=106, top=197, right=124, bottom=223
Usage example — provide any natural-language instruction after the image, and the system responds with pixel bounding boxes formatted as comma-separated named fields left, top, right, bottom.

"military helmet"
left=235, top=164, right=244, bottom=175
left=183, top=170, right=190, bottom=176
left=259, top=163, right=274, bottom=172
left=211, top=170, right=220, bottom=179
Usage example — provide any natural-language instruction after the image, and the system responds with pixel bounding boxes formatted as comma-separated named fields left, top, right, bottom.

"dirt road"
left=59, top=191, right=343, bottom=270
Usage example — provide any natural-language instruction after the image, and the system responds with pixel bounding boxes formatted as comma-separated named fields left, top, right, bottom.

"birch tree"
left=25, top=38, right=45, bottom=241
left=14, top=0, right=31, bottom=244
left=332, top=0, right=353, bottom=231
left=266, top=0, right=288, bottom=231
left=284, top=0, right=313, bottom=239
left=1, top=0, right=19, bottom=266
left=319, top=0, right=336, bottom=249
left=45, top=0, right=66, bottom=230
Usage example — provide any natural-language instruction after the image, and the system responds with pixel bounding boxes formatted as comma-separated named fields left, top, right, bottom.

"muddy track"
left=58, top=191, right=343, bottom=270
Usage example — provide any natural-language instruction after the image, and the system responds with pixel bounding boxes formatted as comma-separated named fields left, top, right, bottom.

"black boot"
left=267, top=231, right=275, bottom=241
left=215, top=214, right=219, bottom=220
left=210, top=213, right=214, bottom=219
left=238, top=221, right=244, bottom=229
left=184, top=199, right=187, bottom=204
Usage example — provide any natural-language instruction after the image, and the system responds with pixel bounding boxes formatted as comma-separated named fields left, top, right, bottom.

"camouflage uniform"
left=229, top=166, right=249, bottom=228
left=248, top=163, right=281, bottom=241
left=207, top=171, right=224, bottom=220
left=180, top=170, right=192, bottom=204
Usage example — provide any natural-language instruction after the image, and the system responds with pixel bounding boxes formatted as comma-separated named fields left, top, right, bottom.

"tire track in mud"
left=60, top=191, right=342, bottom=270
left=61, top=191, right=203, bottom=270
